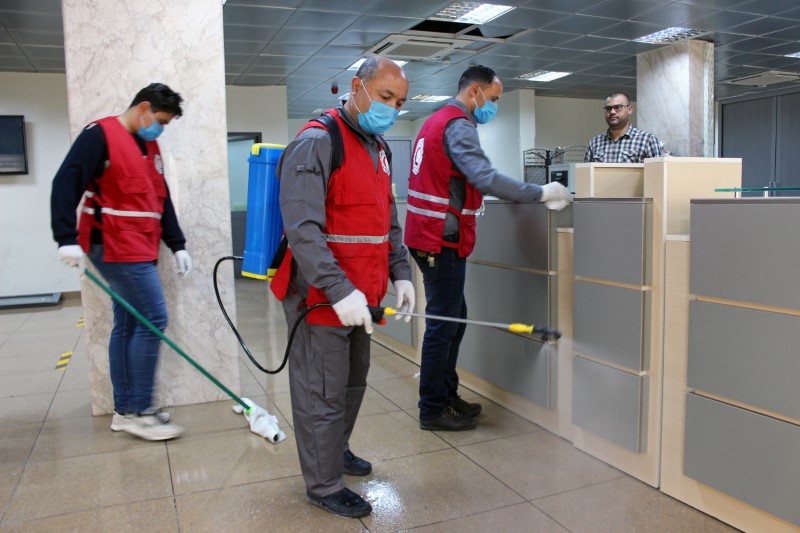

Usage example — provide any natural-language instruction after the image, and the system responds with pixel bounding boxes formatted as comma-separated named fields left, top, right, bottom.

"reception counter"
left=374, top=158, right=800, bottom=530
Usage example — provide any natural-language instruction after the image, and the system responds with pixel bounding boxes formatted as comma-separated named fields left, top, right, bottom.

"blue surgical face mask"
left=472, top=87, right=498, bottom=124
left=354, top=79, right=399, bottom=135
left=138, top=111, right=164, bottom=141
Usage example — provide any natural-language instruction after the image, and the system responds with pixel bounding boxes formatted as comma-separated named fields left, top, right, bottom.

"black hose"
left=213, top=256, right=330, bottom=375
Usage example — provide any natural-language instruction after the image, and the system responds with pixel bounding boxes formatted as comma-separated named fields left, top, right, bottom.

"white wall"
left=0, top=72, right=74, bottom=296
left=225, top=85, right=289, bottom=146
left=534, top=95, right=627, bottom=151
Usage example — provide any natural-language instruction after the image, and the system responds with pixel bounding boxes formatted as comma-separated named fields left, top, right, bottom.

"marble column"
left=62, top=0, right=240, bottom=414
left=637, top=40, right=714, bottom=157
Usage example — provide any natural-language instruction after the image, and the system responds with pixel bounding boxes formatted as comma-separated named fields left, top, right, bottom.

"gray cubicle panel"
left=459, top=324, right=556, bottom=409
left=464, top=262, right=549, bottom=331
left=573, top=199, right=651, bottom=286
left=471, top=200, right=554, bottom=271
left=684, top=393, right=800, bottom=527
left=691, top=199, right=800, bottom=310
left=573, top=280, right=649, bottom=371
left=688, top=300, right=800, bottom=419
left=573, top=355, right=648, bottom=452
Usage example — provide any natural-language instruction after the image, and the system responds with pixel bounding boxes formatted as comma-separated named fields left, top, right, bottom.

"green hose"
left=83, top=268, right=252, bottom=415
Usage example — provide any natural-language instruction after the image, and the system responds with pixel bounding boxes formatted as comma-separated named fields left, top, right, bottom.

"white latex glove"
left=540, top=182, right=573, bottom=211
left=174, top=250, right=192, bottom=278
left=332, top=289, right=373, bottom=334
left=58, top=245, right=84, bottom=268
left=393, top=279, right=415, bottom=322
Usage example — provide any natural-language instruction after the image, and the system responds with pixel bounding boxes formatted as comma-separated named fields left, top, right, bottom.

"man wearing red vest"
left=51, top=83, right=190, bottom=441
left=271, top=57, right=414, bottom=518
left=404, top=66, right=572, bottom=432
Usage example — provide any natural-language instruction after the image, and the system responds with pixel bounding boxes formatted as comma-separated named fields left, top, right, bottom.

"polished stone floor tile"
left=0, top=371, right=63, bottom=399
left=0, top=394, right=53, bottom=428
left=168, top=428, right=300, bottom=495
left=369, top=375, right=420, bottom=410
left=459, top=430, right=625, bottom=500
left=28, top=416, right=158, bottom=463
left=367, top=351, right=421, bottom=382
left=533, top=476, right=738, bottom=533
left=0, top=424, right=40, bottom=465
left=406, top=502, right=569, bottom=533
left=353, top=448, right=524, bottom=531
left=348, top=410, right=450, bottom=463
left=4, top=446, right=172, bottom=523
left=175, top=477, right=365, bottom=533
left=168, top=396, right=287, bottom=442
left=404, top=399, right=543, bottom=448
left=45, top=389, right=93, bottom=420
left=57, top=365, right=90, bottom=391
left=0, top=350, right=67, bottom=376
left=0, top=497, right=179, bottom=532
left=0, top=464, right=24, bottom=515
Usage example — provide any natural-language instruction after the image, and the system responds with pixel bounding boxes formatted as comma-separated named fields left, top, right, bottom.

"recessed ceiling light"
left=399, top=110, right=409, bottom=115
left=634, top=27, right=707, bottom=44
left=785, top=51, right=800, bottom=58
left=411, top=94, right=451, bottom=102
left=516, top=71, right=571, bottom=82
left=347, top=58, right=407, bottom=70
left=431, top=2, right=514, bottom=25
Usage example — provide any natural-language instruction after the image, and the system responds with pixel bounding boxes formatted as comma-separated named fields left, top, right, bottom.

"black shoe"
left=419, top=407, right=477, bottom=431
left=343, top=449, right=372, bottom=476
left=450, top=396, right=482, bottom=417
left=306, top=488, right=372, bottom=518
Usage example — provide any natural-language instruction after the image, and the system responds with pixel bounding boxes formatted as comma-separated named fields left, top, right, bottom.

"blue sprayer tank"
left=242, top=143, right=286, bottom=280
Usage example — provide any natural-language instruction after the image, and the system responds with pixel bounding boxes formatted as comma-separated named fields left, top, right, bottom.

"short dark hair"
left=458, top=65, right=497, bottom=93
left=606, top=92, right=630, bottom=105
left=130, top=83, right=183, bottom=117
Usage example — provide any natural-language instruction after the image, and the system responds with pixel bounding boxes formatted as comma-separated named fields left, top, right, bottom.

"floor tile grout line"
left=0, top=317, right=83, bottom=526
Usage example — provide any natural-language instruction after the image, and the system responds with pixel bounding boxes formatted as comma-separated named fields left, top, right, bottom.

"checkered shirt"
left=584, top=125, right=663, bottom=163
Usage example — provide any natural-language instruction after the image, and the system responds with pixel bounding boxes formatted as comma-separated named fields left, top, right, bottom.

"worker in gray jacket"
left=269, top=57, right=414, bottom=518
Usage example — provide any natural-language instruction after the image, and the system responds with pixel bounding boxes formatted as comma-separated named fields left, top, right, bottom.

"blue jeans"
left=88, top=245, right=168, bottom=414
left=411, top=245, right=467, bottom=420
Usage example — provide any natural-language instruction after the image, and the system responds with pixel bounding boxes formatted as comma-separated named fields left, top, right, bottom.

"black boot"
left=343, top=450, right=372, bottom=476
left=420, top=407, right=477, bottom=431
left=450, top=396, right=482, bottom=417
left=306, top=488, right=372, bottom=518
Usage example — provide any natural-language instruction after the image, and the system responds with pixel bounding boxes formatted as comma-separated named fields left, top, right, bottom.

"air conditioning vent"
left=366, top=34, right=472, bottom=61
left=724, top=70, right=800, bottom=87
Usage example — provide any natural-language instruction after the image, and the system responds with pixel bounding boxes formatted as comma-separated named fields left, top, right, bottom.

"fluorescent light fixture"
left=634, top=27, right=706, bottom=44
left=348, top=58, right=407, bottom=70
left=516, top=70, right=571, bottom=82
left=411, top=94, right=451, bottom=102
left=399, top=110, right=409, bottom=115
left=339, top=92, right=351, bottom=100
left=785, top=51, right=800, bottom=58
left=431, top=2, right=514, bottom=25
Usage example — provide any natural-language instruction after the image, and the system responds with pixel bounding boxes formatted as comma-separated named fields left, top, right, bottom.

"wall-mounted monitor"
left=0, top=115, right=29, bottom=175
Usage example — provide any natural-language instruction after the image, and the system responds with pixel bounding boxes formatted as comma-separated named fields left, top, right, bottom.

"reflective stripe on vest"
left=408, top=189, right=449, bottom=205
left=322, top=233, right=389, bottom=244
left=407, top=205, right=446, bottom=219
left=100, top=207, right=162, bottom=219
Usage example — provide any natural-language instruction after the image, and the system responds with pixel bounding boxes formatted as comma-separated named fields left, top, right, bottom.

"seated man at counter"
left=584, top=92, right=663, bottom=163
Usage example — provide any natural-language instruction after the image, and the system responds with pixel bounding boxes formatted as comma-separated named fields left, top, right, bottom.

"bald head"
left=347, top=57, right=409, bottom=122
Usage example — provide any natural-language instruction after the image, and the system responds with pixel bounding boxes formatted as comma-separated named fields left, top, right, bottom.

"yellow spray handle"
left=383, top=307, right=397, bottom=317
left=508, top=323, right=534, bottom=334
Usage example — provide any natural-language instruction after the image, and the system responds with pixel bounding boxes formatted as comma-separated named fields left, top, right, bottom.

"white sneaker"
left=111, top=410, right=169, bottom=431
left=113, top=414, right=184, bottom=441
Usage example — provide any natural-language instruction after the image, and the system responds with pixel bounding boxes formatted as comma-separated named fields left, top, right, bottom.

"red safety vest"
left=77, top=117, right=166, bottom=262
left=270, top=109, right=392, bottom=327
left=404, top=105, right=484, bottom=257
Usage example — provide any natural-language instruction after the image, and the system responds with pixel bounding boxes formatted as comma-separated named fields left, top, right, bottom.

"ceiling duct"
left=724, top=70, right=800, bottom=87
left=366, top=34, right=473, bottom=61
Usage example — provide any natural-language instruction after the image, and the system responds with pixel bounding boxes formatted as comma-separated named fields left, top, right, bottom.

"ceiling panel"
left=1, top=0, right=799, bottom=119
left=221, top=6, right=294, bottom=27
left=542, top=14, right=623, bottom=35
left=366, top=0, right=451, bottom=18
left=731, top=0, right=800, bottom=16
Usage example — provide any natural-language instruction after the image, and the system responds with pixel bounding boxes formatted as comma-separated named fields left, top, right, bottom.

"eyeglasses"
left=603, top=104, right=628, bottom=113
